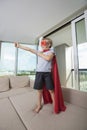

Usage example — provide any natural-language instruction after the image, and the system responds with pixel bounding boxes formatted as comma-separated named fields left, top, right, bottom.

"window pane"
left=0, top=42, right=15, bottom=76
left=78, top=42, right=87, bottom=91
left=76, top=19, right=87, bottom=44
left=76, top=18, right=87, bottom=91
left=17, top=44, right=37, bottom=78
left=78, top=43, right=87, bottom=69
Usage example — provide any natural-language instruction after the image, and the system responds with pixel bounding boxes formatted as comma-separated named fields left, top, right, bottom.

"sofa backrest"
left=62, top=87, right=87, bottom=109
left=0, top=76, right=31, bottom=92
left=0, top=76, right=9, bottom=92
left=9, top=76, right=30, bottom=89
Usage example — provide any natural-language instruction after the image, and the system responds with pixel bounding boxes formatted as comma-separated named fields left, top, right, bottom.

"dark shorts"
left=34, top=72, right=54, bottom=90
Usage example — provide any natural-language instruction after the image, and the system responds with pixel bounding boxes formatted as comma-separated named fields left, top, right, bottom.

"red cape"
left=43, top=55, right=66, bottom=114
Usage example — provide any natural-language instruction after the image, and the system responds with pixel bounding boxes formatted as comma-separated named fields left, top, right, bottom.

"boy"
left=15, top=38, right=55, bottom=113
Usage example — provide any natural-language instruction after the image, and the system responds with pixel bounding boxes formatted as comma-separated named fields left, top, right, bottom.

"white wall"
left=55, top=44, right=66, bottom=86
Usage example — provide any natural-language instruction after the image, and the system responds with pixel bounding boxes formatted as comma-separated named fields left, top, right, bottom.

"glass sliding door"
left=71, top=11, right=87, bottom=91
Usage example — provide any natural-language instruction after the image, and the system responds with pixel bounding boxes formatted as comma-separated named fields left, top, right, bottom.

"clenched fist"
left=14, top=42, right=20, bottom=48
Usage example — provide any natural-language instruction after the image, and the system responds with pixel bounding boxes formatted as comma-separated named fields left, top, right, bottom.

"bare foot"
left=33, top=105, right=42, bottom=113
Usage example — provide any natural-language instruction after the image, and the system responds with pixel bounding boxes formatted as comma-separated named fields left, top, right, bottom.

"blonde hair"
left=42, top=38, right=53, bottom=48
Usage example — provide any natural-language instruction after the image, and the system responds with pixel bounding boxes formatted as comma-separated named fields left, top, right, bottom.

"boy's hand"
left=14, top=42, right=19, bottom=48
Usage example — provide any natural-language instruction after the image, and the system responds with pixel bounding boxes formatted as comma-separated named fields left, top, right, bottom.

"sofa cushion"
left=10, top=92, right=87, bottom=130
left=62, top=87, right=87, bottom=109
left=9, top=91, right=38, bottom=125
left=9, top=76, right=30, bottom=89
left=0, top=76, right=9, bottom=92
left=0, top=87, right=33, bottom=99
left=0, top=98, right=26, bottom=130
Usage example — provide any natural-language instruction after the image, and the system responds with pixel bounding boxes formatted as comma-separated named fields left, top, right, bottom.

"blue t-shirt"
left=36, top=49, right=54, bottom=72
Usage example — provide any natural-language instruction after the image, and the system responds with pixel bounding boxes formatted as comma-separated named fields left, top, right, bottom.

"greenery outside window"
left=17, top=44, right=37, bottom=79
left=0, top=42, right=37, bottom=79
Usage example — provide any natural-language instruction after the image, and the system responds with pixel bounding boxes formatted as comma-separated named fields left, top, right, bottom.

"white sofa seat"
left=0, top=87, right=33, bottom=99
left=0, top=76, right=87, bottom=130
left=10, top=90, right=87, bottom=130
left=0, top=75, right=35, bottom=99
left=0, top=98, right=26, bottom=130
left=0, top=75, right=35, bottom=130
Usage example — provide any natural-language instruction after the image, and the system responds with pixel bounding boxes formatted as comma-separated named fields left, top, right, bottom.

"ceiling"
left=0, top=0, right=87, bottom=45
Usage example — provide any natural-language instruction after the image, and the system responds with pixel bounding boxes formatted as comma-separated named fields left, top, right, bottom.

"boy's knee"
left=49, top=90, right=54, bottom=94
left=37, top=89, right=43, bottom=93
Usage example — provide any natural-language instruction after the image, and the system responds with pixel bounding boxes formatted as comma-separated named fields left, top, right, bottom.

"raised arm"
left=14, top=42, right=38, bottom=55
left=14, top=42, right=54, bottom=61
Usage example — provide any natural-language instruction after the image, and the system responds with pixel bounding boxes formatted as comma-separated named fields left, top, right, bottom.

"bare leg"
left=49, top=90, right=55, bottom=108
left=34, top=90, right=43, bottom=113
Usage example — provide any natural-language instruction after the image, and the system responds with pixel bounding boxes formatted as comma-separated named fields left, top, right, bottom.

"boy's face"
left=41, top=40, right=50, bottom=50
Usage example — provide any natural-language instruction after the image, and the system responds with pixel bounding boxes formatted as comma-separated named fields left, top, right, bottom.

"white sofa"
left=0, top=76, right=87, bottom=130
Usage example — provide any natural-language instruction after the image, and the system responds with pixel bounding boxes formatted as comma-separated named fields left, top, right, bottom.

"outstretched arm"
left=15, top=42, right=38, bottom=55
left=14, top=42, right=54, bottom=61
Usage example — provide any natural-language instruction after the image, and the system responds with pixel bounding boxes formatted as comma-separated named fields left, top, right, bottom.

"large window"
left=0, top=42, right=15, bottom=75
left=72, top=13, right=87, bottom=91
left=0, top=42, right=37, bottom=78
left=17, top=44, right=37, bottom=78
